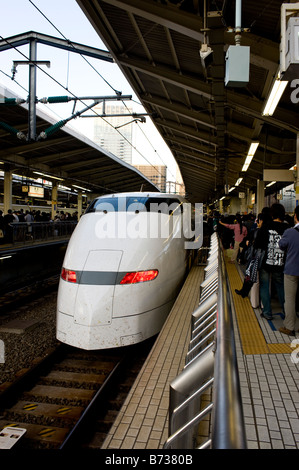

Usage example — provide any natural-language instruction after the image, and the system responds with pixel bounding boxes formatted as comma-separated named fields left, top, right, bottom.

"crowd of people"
left=0, top=208, right=78, bottom=223
left=0, top=208, right=78, bottom=244
left=213, top=203, right=299, bottom=338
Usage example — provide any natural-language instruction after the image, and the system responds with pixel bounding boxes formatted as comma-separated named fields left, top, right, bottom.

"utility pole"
left=28, top=38, right=37, bottom=141
left=0, top=32, right=149, bottom=141
left=0, top=31, right=114, bottom=141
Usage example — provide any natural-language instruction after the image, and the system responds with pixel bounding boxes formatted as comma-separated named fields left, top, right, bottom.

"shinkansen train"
left=56, top=192, right=194, bottom=350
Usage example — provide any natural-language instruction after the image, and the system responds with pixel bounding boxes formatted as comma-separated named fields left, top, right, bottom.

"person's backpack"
left=265, top=229, right=285, bottom=268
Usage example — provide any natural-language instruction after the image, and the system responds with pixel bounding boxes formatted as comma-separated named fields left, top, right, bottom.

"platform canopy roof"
left=76, top=0, right=299, bottom=204
left=0, top=85, right=160, bottom=195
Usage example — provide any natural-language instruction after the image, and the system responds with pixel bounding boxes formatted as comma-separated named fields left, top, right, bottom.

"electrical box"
left=225, top=45, right=250, bottom=87
left=283, top=17, right=299, bottom=80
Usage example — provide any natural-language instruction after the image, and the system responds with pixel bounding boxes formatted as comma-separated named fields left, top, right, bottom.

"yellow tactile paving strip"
left=225, top=260, right=293, bottom=355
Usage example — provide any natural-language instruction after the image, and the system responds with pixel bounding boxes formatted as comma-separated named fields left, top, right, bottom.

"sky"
left=0, top=0, right=181, bottom=187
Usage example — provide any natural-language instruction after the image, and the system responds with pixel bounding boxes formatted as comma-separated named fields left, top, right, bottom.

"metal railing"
left=164, top=233, right=247, bottom=449
left=3, top=221, right=77, bottom=245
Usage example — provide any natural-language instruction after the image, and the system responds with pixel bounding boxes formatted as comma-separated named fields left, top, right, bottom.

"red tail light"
left=120, top=270, right=158, bottom=284
left=61, top=268, right=77, bottom=283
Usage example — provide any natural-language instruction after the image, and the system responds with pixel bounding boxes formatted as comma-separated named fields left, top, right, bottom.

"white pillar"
left=240, top=195, right=246, bottom=214
left=256, top=179, right=265, bottom=215
left=77, top=191, right=83, bottom=218
left=247, top=189, right=252, bottom=213
left=219, top=199, right=223, bottom=214
left=4, top=168, right=12, bottom=214
left=51, top=183, right=58, bottom=220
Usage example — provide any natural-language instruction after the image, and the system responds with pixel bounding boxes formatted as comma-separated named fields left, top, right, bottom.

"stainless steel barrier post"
left=164, top=232, right=247, bottom=449
left=211, top=249, right=247, bottom=449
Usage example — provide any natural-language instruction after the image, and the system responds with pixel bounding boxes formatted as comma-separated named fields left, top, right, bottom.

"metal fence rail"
left=6, top=221, right=77, bottom=245
left=164, top=233, right=247, bottom=449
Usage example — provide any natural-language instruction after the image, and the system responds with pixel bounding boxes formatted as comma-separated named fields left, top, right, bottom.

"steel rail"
left=59, top=355, right=127, bottom=449
left=0, top=344, right=66, bottom=409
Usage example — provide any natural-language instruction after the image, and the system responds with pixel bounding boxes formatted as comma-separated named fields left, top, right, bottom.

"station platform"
left=100, top=254, right=299, bottom=450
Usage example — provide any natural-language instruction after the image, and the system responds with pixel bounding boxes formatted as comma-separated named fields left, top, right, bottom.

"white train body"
left=56, top=192, right=191, bottom=350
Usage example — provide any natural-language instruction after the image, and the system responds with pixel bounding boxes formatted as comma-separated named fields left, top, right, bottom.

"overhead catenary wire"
left=0, top=33, right=165, bottom=178
left=28, top=0, right=120, bottom=95
left=120, top=98, right=176, bottom=180
left=0, top=2, right=175, bottom=183
left=26, top=0, right=176, bottom=181
left=0, top=68, right=28, bottom=93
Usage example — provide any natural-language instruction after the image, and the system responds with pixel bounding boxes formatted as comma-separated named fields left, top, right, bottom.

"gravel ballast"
left=0, top=292, right=59, bottom=386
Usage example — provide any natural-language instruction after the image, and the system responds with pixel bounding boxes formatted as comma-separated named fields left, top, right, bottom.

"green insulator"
left=0, top=121, right=19, bottom=135
left=43, top=120, right=66, bottom=136
left=4, top=98, right=17, bottom=105
left=47, top=96, right=70, bottom=103
left=0, top=98, right=25, bottom=105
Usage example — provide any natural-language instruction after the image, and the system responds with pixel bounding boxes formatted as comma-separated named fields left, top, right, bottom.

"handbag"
left=245, top=248, right=265, bottom=284
left=255, top=248, right=266, bottom=270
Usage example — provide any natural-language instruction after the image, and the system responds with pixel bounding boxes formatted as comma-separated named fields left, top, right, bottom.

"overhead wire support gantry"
left=0, top=31, right=115, bottom=141
left=36, top=94, right=135, bottom=140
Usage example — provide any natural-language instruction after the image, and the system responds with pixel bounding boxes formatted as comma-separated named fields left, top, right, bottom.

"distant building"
left=93, top=104, right=133, bottom=164
left=166, top=167, right=185, bottom=195
left=134, top=165, right=166, bottom=192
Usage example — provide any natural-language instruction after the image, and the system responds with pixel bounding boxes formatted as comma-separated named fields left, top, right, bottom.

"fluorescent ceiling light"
left=73, top=184, right=91, bottom=192
left=266, top=181, right=276, bottom=187
left=248, top=142, right=259, bottom=156
left=242, top=162, right=250, bottom=172
left=262, top=78, right=288, bottom=116
left=220, top=196, right=225, bottom=200
left=242, top=142, right=259, bottom=172
left=33, top=171, right=64, bottom=181
left=235, top=177, right=243, bottom=186
left=228, top=186, right=235, bottom=192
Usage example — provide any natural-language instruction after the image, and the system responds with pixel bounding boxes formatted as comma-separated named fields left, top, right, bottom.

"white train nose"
left=74, top=250, right=123, bottom=326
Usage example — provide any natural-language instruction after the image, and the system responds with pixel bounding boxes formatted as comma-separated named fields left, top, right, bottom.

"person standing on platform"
left=255, top=203, right=288, bottom=321
left=278, top=205, right=299, bottom=336
left=219, top=214, right=247, bottom=263
left=235, top=212, right=268, bottom=298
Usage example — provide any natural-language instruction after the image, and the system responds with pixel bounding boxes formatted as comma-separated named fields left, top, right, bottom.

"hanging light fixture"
left=262, top=75, right=288, bottom=116
left=241, top=142, right=259, bottom=172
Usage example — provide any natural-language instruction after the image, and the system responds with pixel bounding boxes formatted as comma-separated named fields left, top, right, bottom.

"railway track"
left=0, top=275, right=59, bottom=314
left=0, top=339, right=154, bottom=449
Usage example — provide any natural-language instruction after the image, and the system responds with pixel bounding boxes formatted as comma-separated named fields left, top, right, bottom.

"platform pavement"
left=99, top=259, right=299, bottom=450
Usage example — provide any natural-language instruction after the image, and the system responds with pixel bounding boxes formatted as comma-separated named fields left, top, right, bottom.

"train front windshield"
left=85, top=197, right=182, bottom=214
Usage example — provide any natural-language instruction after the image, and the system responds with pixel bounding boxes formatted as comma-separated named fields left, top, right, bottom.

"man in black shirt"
left=254, top=203, right=289, bottom=320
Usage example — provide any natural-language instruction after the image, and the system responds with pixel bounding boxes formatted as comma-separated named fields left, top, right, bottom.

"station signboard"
left=28, top=185, right=44, bottom=198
